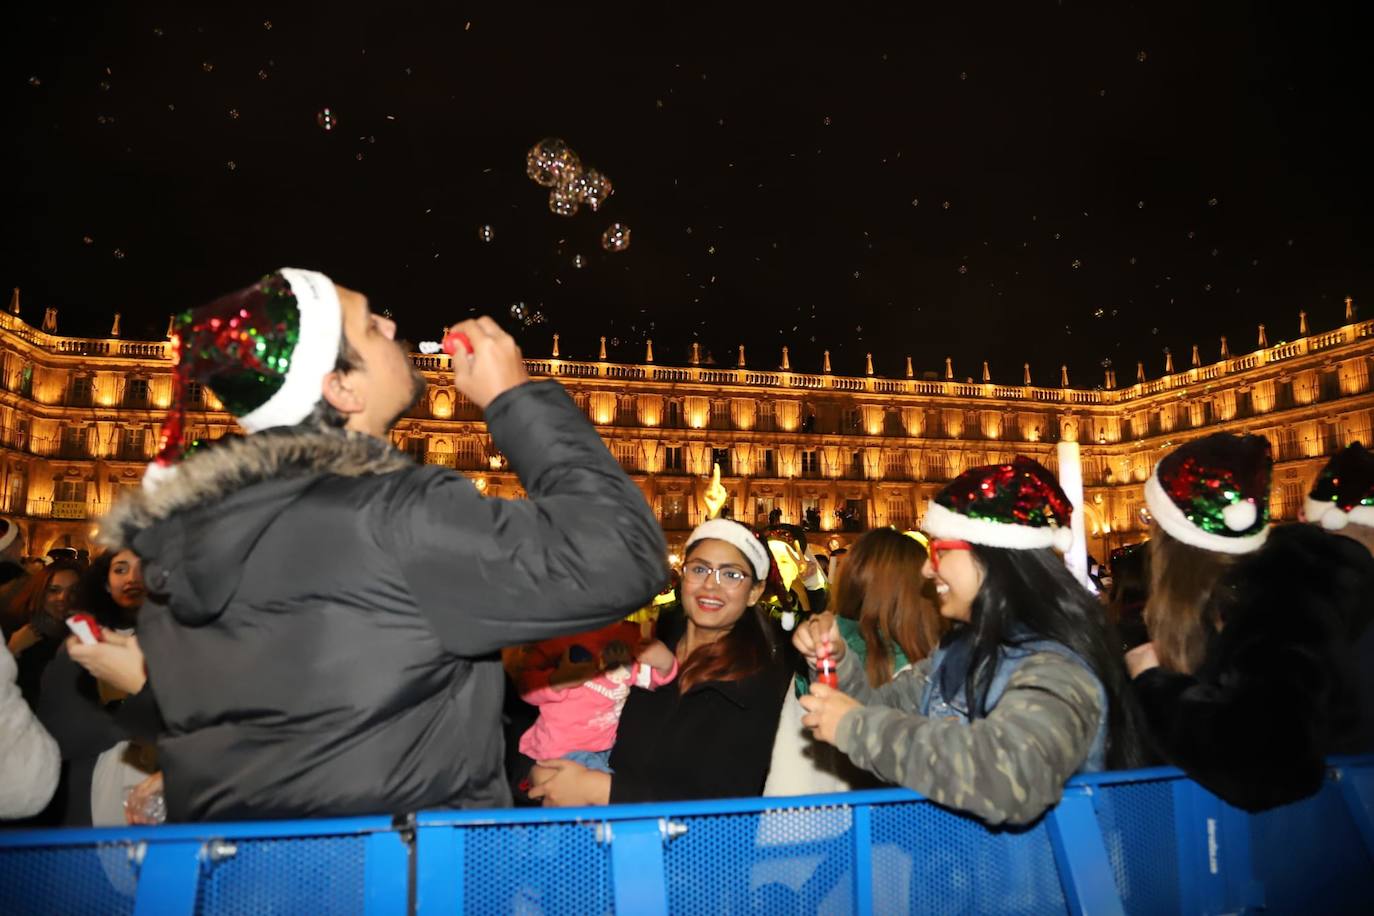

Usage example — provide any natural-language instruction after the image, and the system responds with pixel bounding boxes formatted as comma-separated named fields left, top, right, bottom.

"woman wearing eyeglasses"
left=530, top=518, right=793, bottom=805
left=795, top=457, right=1147, bottom=825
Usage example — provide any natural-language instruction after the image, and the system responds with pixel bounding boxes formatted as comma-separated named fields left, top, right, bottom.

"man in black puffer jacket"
left=100, top=268, right=666, bottom=821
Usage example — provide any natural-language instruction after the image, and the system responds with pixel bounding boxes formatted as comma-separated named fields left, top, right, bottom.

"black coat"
left=1133, top=523, right=1374, bottom=811
left=609, top=609, right=793, bottom=803
left=102, top=381, right=667, bottom=821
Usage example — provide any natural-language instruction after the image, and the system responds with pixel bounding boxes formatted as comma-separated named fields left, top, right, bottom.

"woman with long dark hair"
left=3, top=561, right=82, bottom=707
left=1126, top=434, right=1374, bottom=811
left=796, top=457, right=1147, bottom=825
left=530, top=518, right=793, bottom=804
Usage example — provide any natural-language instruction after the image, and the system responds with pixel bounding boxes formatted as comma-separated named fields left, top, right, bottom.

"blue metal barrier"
left=2, top=758, right=1371, bottom=915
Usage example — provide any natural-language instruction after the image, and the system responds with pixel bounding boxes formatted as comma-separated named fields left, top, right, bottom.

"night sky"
left=5, top=1, right=1371, bottom=386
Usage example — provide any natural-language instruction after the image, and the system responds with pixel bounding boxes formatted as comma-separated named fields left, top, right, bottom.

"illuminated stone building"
left=2, top=289, right=1371, bottom=560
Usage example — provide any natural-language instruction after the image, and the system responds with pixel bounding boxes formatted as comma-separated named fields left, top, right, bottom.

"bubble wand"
left=417, top=329, right=474, bottom=356
left=815, top=637, right=838, bottom=689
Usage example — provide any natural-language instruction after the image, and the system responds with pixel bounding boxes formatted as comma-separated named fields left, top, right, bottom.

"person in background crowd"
left=36, top=549, right=158, bottom=826
left=0, top=520, right=29, bottom=612
left=98, top=268, right=665, bottom=821
left=530, top=518, right=793, bottom=805
left=20, top=557, right=46, bottom=575
left=1302, top=441, right=1374, bottom=750
left=4, top=560, right=82, bottom=707
left=796, top=457, right=1147, bottom=826
left=0, top=647, right=60, bottom=820
left=827, top=547, right=849, bottom=594
left=766, top=527, right=944, bottom=795
left=1127, top=434, right=1374, bottom=810
left=1107, top=544, right=1150, bottom=653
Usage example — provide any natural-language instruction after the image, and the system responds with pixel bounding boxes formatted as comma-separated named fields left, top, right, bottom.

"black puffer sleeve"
left=384, top=381, right=668, bottom=656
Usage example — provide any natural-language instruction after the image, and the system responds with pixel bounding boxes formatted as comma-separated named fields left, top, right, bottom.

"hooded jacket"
left=101, top=381, right=667, bottom=821
left=1133, top=523, right=1374, bottom=811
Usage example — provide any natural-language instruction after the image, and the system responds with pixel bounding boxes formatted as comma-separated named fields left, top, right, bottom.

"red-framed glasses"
left=928, top=539, right=973, bottom=573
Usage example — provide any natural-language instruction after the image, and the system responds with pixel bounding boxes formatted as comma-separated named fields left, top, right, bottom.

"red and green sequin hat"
left=923, top=456, right=1075, bottom=551
left=1305, top=442, right=1374, bottom=530
left=1145, top=433, right=1272, bottom=554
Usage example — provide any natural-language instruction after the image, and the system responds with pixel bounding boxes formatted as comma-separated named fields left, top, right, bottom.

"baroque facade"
left=2, top=292, right=1371, bottom=559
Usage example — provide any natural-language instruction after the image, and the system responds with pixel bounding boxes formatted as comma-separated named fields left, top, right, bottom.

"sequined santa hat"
left=146, top=268, right=342, bottom=490
left=1145, top=433, right=1272, bottom=555
left=922, top=456, right=1075, bottom=552
left=1305, top=442, right=1374, bottom=530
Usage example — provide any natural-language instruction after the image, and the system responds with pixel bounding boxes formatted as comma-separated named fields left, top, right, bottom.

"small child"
left=515, top=631, right=678, bottom=774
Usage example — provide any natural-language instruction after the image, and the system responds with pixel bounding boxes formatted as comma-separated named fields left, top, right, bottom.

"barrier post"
left=415, top=825, right=463, bottom=916
left=364, top=829, right=410, bottom=916
left=851, top=802, right=874, bottom=916
left=131, top=841, right=201, bottom=916
left=1172, top=779, right=1262, bottom=915
left=1333, top=761, right=1374, bottom=859
left=1045, top=786, right=1125, bottom=916
left=607, top=818, right=670, bottom=916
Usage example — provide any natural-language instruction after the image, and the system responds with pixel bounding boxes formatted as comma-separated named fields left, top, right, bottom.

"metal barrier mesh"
left=0, top=843, right=139, bottom=916
left=193, top=834, right=368, bottom=916
left=1091, top=779, right=1181, bottom=914
left=663, top=806, right=856, bottom=914
left=460, top=822, right=612, bottom=915
left=1252, top=776, right=1374, bottom=915
left=870, top=800, right=1066, bottom=915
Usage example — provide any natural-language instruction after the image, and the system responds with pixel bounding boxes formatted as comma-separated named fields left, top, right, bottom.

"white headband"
left=685, top=518, right=771, bottom=580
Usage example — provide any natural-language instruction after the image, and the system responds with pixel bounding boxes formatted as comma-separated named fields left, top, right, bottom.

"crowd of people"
left=2, top=267, right=1372, bottom=833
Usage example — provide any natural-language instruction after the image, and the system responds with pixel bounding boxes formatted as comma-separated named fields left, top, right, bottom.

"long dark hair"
left=962, top=545, right=1148, bottom=769
left=80, top=549, right=141, bottom=630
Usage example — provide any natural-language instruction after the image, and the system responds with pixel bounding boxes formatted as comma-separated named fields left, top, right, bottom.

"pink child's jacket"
left=519, top=658, right=679, bottom=761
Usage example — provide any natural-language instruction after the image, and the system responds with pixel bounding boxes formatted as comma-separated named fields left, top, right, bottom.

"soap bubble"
left=316, top=108, right=338, bottom=131
left=202, top=61, right=214, bottom=73
left=113, top=248, right=126, bottom=259
left=549, top=186, right=580, bottom=217
left=526, top=137, right=580, bottom=188
left=572, top=254, right=586, bottom=269
left=510, top=302, right=528, bottom=322
left=601, top=223, right=631, bottom=252
left=478, top=225, right=494, bottom=243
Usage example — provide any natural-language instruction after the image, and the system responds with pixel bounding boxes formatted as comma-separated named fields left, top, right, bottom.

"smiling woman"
left=529, top=518, right=795, bottom=806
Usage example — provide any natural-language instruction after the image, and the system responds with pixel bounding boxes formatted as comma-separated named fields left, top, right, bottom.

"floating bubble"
left=611, top=337, right=621, bottom=347
left=316, top=108, right=338, bottom=131
left=1129, top=256, right=1137, bottom=264
left=1204, top=283, right=1212, bottom=291
left=478, top=225, right=494, bottom=243
left=601, top=223, right=631, bottom=252
left=707, top=245, right=716, bottom=255
left=1207, top=197, right=1218, bottom=206
left=202, top=61, right=214, bottom=73
left=227, top=160, right=237, bottom=171
left=355, top=152, right=364, bottom=161
left=1151, top=327, right=1159, bottom=334
left=959, top=71, right=967, bottom=80
left=28, top=76, right=41, bottom=87
left=526, top=137, right=580, bottom=188
left=823, top=116, right=831, bottom=125
left=82, top=235, right=93, bottom=245
left=1137, top=200, right=1144, bottom=208
left=1093, top=308, right=1105, bottom=318
left=152, top=27, right=164, bottom=37
left=99, top=80, right=111, bottom=91
left=113, top=248, right=126, bottom=259
left=1137, top=505, right=1154, bottom=527
left=942, top=201, right=950, bottom=209
left=572, top=254, right=586, bottom=269
left=1137, top=51, right=1148, bottom=62
left=1072, top=259, right=1082, bottom=269
left=568, top=169, right=613, bottom=211
left=911, top=198, right=919, bottom=206
left=549, top=186, right=580, bottom=217
left=958, top=265, right=968, bottom=274
left=229, top=108, right=240, bottom=119
left=510, top=302, right=528, bottom=322
left=1100, top=358, right=1113, bottom=368
left=1187, top=230, right=1196, bottom=239
left=853, top=270, right=861, bottom=278
left=263, top=20, right=273, bottom=30
left=96, top=115, right=114, bottom=125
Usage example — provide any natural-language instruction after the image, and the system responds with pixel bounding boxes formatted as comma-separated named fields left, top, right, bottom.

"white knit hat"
left=685, top=518, right=771, bottom=580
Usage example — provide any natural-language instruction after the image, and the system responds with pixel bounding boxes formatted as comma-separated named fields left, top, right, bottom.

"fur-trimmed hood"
left=100, top=427, right=413, bottom=625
